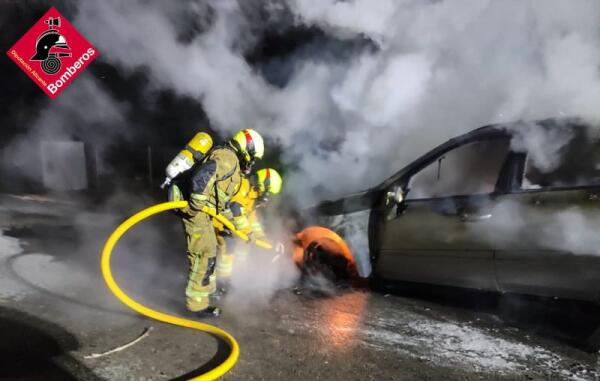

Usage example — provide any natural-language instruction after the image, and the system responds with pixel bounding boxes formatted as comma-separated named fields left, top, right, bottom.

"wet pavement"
left=1, top=194, right=600, bottom=380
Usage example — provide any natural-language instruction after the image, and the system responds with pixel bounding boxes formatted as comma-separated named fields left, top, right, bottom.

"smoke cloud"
left=66, top=0, right=600, bottom=204
left=1, top=76, right=129, bottom=181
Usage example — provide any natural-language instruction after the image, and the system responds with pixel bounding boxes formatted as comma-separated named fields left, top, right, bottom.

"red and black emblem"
left=30, top=17, right=72, bottom=74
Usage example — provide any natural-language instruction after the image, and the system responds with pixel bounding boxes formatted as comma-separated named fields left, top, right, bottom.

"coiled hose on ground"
left=100, top=200, right=272, bottom=380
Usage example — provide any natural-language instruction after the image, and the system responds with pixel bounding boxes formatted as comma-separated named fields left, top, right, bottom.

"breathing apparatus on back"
left=161, top=132, right=213, bottom=189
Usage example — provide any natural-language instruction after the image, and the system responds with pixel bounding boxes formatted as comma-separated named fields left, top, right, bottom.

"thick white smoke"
left=1, top=76, right=129, bottom=180
left=70, top=0, right=600, bottom=204
left=468, top=198, right=600, bottom=256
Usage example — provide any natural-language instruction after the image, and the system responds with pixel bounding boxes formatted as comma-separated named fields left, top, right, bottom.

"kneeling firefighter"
left=216, top=168, right=283, bottom=283
left=180, top=129, right=265, bottom=315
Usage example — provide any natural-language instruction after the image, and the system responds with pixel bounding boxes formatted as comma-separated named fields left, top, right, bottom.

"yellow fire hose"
left=100, top=200, right=272, bottom=380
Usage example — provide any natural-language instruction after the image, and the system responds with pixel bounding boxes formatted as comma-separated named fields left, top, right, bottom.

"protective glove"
left=219, top=228, right=233, bottom=237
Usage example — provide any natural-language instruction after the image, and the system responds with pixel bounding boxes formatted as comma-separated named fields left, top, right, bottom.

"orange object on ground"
left=293, top=226, right=358, bottom=278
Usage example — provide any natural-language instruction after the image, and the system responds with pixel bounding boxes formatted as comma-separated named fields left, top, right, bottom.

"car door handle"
left=459, top=212, right=492, bottom=222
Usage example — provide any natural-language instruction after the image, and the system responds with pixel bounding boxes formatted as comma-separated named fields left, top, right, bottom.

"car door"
left=375, top=134, right=511, bottom=291
left=492, top=122, right=600, bottom=302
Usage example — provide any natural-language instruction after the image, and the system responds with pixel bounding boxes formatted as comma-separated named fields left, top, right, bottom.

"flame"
left=292, top=226, right=357, bottom=277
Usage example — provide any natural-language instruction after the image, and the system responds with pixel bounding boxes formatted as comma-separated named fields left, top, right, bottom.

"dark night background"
left=0, top=0, right=373, bottom=198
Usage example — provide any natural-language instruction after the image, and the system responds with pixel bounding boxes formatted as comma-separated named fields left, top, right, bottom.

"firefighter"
left=181, top=128, right=264, bottom=316
left=216, top=168, right=283, bottom=283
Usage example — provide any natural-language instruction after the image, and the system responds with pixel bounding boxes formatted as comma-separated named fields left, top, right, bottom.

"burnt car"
left=310, top=118, right=600, bottom=304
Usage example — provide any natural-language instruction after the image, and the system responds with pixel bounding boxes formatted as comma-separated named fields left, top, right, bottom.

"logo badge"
left=7, top=7, right=98, bottom=99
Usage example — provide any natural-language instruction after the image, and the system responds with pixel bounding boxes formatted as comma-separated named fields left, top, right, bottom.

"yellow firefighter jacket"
left=213, top=177, right=264, bottom=239
left=185, top=146, right=242, bottom=216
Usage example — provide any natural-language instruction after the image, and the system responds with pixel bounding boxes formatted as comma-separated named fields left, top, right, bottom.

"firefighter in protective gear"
left=162, top=132, right=213, bottom=189
left=216, top=168, right=283, bottom=281
left=181, top=128, right=264, bottom=314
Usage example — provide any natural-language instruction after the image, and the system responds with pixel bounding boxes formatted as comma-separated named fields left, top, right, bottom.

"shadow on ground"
left=171, top=336, right=230, bottom=381
left=0, top=305, right=102, bottom=381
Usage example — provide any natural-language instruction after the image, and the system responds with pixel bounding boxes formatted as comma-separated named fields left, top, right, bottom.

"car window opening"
left=521, top=125, right=600, bottom=190
left=406, top=138, right=510, bottom=200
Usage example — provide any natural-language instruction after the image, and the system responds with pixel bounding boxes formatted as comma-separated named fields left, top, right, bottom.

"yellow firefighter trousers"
left=183, top=212, right=217, bottom=311
left=216, top=235, right=234, bottom=281
left=216, top=238, right=251, bottom=282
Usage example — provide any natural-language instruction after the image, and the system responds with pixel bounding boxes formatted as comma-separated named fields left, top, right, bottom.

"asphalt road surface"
left=1, top=193, right=599, bottom=380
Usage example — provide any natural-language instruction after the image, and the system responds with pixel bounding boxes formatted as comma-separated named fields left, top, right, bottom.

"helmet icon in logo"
left=30, top=17, right=71, bottom=75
